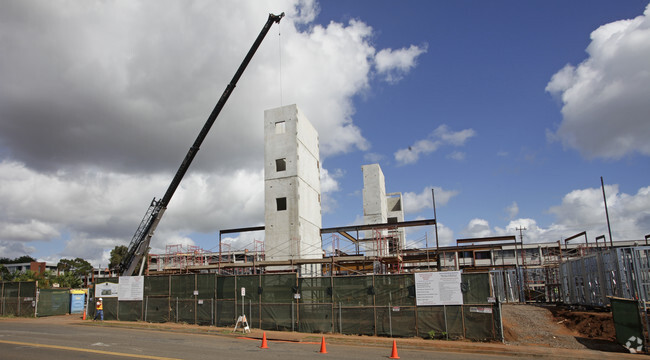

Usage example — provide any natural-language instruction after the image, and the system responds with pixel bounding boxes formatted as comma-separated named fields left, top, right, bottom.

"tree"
left=54, top=272, right=82, bottom=288
left=1, top=264, right=13, bottom=281
left=0, top=255, right=36, bottom=264
left=109, top=245, right=128, bottom=271
left=57, top=258, right=93, bottom=278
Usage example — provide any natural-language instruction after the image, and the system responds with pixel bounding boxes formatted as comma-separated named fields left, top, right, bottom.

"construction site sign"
left=118, top=276, right=144, bottom=301
left=414, top=271, right=463, bottom=306
left=95, top=282, right=118, bottom=298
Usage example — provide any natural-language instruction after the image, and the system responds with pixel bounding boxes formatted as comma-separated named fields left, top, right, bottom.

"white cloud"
left=320, top=167, right=344, bottom=213
left=394, top=125, right=476, bottom=165
left=363, top=152, right=385, bottom=163
left=0, top=220, right=60, bottom=242
left=375, top=44, right=428, bottom=84
left=546, top=5, right=650, bottom=159
left=461, top=184, right=650, bottom=244
left=506, top=201, right=519, bottom=220
left=320, top=167, right=343, bottom=193
left=0, top=1, right=425, bottom=265
left=461, top=218, right=492, bottom=239
left=433, top=222, right=455, bottom=247
left=446, top=151, right=466, bottom=161
left=402, top=186, right=459, bottom=214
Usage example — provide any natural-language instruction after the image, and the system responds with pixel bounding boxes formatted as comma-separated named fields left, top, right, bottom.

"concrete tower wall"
left=264, top=105, right=322, bottom=265
left=362, top=164, right=388, bottom=256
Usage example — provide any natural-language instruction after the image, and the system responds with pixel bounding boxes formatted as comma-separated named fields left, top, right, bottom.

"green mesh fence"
left=217, top=276, right=235, bottom=299
left=85, top=272, right=501, bottom=341
left=261, top=303, right=293, bottom=331
left=261, top=273, right=296, bottom=303
left=298, top=303, right=332, bottom=333
left=145, top=275, right=169, bottom=296
left=1, top=281, right=37, bottom=317
left=37, top=289, right=70, bottom=317
left=333, top=276, right=374, bottom=306
left=337, top=306, right=375, bottom=335
left=196, top=274, right=216, bottom=299
left=376, top=306, right=417, bottom=337
left=145, top=297, right=171, bottom=323
left=463, top=305, right=496, bottom=341
left=462, top=273, right=491, bottom=304
left=119, top=301, right=142, bottom=321
left=216, top=299, right=236, bottom=326
left=171, top=275, right=195, bottom=299
left=101, top=297, right=118, bottom=320
left=299, top=277, right=330, bottom=303
left=375, top=274, right=415, bottom=306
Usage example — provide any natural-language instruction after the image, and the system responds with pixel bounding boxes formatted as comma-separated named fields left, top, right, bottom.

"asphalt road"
left=0, top=319, right=524, bottom=360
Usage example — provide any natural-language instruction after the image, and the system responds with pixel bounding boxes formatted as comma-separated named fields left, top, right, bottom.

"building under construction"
left=144, top=104, right=650, bottom=308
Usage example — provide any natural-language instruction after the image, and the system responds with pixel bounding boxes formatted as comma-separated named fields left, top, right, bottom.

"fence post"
left=145, top=296, right=148, bottom=322
left=498, top=298, right=504, bottom=343
left=461, top=305, right=466, bottom=339
left=388, top=303, right=392, bottom=337
left=176, top=297, right=179, bottom=323
left=443, top=305, right=449, bottom=340
left=339, top=302, right=342, bottom=334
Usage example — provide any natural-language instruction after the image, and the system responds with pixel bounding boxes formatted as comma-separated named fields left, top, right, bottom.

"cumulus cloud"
left=546, top=4, right=650, bottom=159
left=0, top=1, right=424, bottom=265
left=462, top=184, right=650, bottom=244
left=320, top=167, right=344, bottom=213
left=461, top=219, right=493, bottom=239
left=402, top=186, right=459, bottom=214
left=506, top=201, right=519, bottom=220
left=394, top=125, right=476, bottom=165
left=375, top=44, right=428, bottom=84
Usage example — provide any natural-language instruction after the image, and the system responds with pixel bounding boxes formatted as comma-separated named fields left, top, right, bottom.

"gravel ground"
left=502, top=304, right=586, bottom=349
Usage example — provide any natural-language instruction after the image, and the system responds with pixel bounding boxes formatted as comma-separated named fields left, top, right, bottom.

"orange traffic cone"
left=260, top=332, right=269, bottom=349
left=82, top=309, right=86, bottom=320
left=389, top=340, right=400, bottom=359
left=319, top=336, right=327, bottom=354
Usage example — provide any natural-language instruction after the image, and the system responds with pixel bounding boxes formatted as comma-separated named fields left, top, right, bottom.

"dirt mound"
left=502, top=304, right=627, bottom=353
left=549, top=307, right=616, bottom=341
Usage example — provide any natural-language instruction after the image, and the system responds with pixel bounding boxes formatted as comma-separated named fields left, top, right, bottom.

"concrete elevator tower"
left=264, top=104, right=322, bottom=276
left=362, top=164, right=405, bottom=257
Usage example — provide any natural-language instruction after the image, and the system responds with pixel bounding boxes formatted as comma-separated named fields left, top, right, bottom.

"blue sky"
left=315, top=1, right=650, bottom=247
left=1, top=1, right=649, bottom=266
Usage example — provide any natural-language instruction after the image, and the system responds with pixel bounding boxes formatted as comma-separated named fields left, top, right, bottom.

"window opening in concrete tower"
left=276, top=158, right=286, bottom=172
left=275, top=121, right=286, bottom=134
left=387, top=217, right=398, bottom=223
left=276, top=197, right=287, bottom=211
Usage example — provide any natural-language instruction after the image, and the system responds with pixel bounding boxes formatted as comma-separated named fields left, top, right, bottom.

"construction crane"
left=117, top=12, right=285, bottom=276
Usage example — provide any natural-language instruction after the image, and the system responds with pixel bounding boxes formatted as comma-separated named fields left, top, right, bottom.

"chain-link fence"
left=90, top=272, right=502, bottom=341
left=0, top=281, right=37, bottom=317
left=37, top=288, right=70, bottom=317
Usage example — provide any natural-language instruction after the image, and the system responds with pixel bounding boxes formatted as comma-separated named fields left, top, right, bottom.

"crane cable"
left=278, top=18, right=284, bottom=107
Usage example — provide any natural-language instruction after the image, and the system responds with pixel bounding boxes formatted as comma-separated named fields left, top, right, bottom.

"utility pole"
left=516, top=226, right=527, bottom=265
left=516, top=226, right=527, bottom=302
left=601, top=176, right=614, bottom=247
left=432, top=188, right=440, bottom=271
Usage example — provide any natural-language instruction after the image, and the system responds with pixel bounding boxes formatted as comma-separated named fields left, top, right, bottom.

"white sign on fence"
left=414, top=271, right=463, bottom=306
left=118, top=276, right=144, bottom=301
left=95, top=282, right=119, bottom=298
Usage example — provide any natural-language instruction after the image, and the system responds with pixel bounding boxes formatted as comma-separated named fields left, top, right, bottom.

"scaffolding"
left=148, top=244, right=209, bottom=274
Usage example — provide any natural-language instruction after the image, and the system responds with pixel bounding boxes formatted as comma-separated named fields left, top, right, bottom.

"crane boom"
left=118, top=12, right=285, bottom=276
